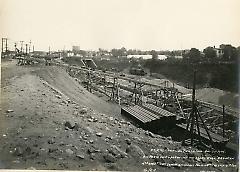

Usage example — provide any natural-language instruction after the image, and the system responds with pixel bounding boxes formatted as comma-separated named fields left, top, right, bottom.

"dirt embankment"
left=145, top=62, right=238, bottom=92
left=31, top=65, right=120, bottom=116
left=0, top=60, right=237, bottom=171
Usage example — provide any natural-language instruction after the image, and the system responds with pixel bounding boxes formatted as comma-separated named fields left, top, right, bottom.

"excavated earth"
left=0, top=59, right=238, bottom=171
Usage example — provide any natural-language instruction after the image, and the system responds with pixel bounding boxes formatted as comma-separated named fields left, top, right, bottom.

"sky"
left=0, top=0, right=239, bottom=51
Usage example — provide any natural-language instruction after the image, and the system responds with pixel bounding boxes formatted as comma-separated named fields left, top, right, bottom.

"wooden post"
left=196, top=108, right=214, bottom=147
left=195, top=106, right=201, bottom=143
left=155, top=90, right=158, bottom=105
left=134, top=82, right=137, bottom=104
left=116, top=78, right=120, bottom=105
left=182, top=71, right=197, bottom=146
left=222, top=104, right=225, bottom=137
left=112, top=78, right=116, bottom=100
left=190, top=71, right=196, bottom=145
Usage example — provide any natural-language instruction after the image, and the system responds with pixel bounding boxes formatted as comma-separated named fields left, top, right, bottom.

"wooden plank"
left=177, top=123, right=228, bottom=143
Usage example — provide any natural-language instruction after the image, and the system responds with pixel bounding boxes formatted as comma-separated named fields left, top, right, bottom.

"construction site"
left=0, top=38, right=239, bottom=171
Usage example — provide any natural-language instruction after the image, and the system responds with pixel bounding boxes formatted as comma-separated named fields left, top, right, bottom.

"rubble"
left=96, top=132, right=103, bottom=137
left=126, top=144, right=145, bottom=158
left=79, top=108, right=88, bottom=114
left=64, top=121, right=79, bottom=130
left=65, top=148, right=74, bottom=155
left=55, top=95, right=62, bottom=99
left=125, top=138, right=131, bottom=145
left=64, top=121, right=75, bottom=129
left=76, top=154, right=85, bottom=159
left=48, top=138, right=55, bottom=144
left=73, top=111, right=79, bottom=116
left=6, top=109, right=14, bottom=113
left=103, top=154, right=116, bottom=163
left=73, top=123, right=79, bottom=131
left=13, top=147, right=24, bottom=156
left=145, top=131, right=155, bottom=138
left=109, top=145, right=127, bottom=158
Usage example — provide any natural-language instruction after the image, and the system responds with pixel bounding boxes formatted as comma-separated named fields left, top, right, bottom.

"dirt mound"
left=196, top=88, right=239, bottom=109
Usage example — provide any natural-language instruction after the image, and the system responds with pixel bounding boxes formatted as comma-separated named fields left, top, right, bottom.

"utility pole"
left=20, top=41, right=24, bottom=53
left=29, top=40, right=32, bottom=53
left=182, top=70, right=214, bottom=148
left=5, top=38, right=8, bottom=52
left=1, top=38, right=8, bottom=53
left=25, top=44, right=28, bottom=54
left=14, top=42, right=17, bottom=52
left=1, top=38, right=3, bottom=53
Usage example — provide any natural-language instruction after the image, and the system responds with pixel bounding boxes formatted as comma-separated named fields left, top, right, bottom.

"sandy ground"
left=0, top=60, right=237, bottom=171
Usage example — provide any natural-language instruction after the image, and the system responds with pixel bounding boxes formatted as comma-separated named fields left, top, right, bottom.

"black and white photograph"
left=0, top=0, right=239, bottom=171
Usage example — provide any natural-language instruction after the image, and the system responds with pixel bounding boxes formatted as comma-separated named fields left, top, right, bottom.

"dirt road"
left=0, top=60, right=237, bottom=171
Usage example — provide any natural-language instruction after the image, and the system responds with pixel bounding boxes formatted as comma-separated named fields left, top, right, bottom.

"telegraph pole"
left=1, top=38, right=8, bottom=53
left=5, top=38, right=8, bottom=52
left=14, top=42, right=17, bottom=52
left=25, top=44, right=28, bottom=54
left=29, top=40, right=32, bottom=53
left=1, top=38, right=4, bottom=53
left=20, top=41, right=24, bottom=53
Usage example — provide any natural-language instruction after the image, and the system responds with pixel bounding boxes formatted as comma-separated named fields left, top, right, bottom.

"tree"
left=221, top=44, right=238, bottom=61
left=151, top=50, right=158, bottom=60
left=188, top=48, right=201, bottom=63
left=120, top=47, right=127, bottom=56
left=237, top=46, right=240, bottom=62
left=111, top=49, right=119, bottom=57
left=203, top=47, right=217, bottom=59
left=111, top=47, right=127, bottom=57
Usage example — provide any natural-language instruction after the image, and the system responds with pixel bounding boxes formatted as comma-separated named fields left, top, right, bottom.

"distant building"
left=174, top=55, right=183, bottom=59
left=99, top=55, right=110, bottom=61
left=213, top=46, right=224, bottom=58
left=127, top=54, right=167, bottom=60
left=182, top=49, right=190, bottom=55
left=86, top=51, right=94, bottom=57
left=67, top=51, right=74, bottom=57
left=158, top=55, right=168, bottom=60
left=32, top=51, right=47, bottom=57
left=72, top=46, right=80, bottom=52
left=127, top=55, right=152, bottom=60
left=219, top=44, right=231, bottom=50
